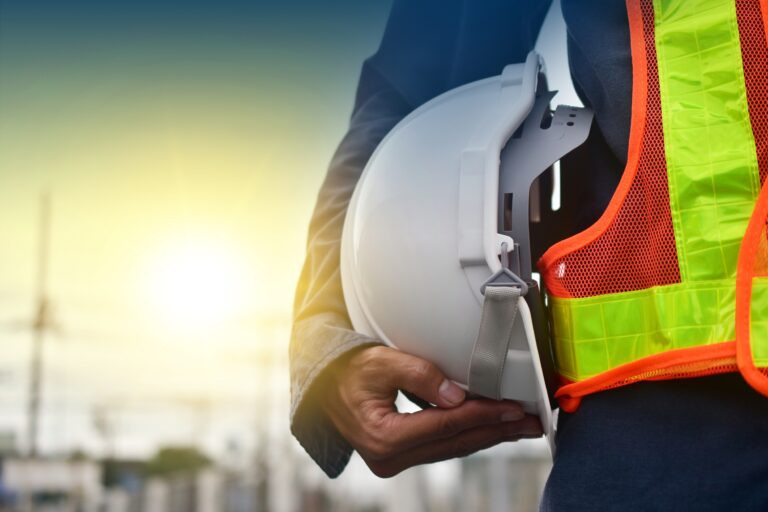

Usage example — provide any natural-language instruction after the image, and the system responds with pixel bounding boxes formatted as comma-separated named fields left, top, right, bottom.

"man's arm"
left=289, top=60, right=412, bottom=477
left=290, top=0, right=553, bottom=478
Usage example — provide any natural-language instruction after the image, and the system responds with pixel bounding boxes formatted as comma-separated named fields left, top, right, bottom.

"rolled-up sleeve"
left=289, top=0, right=552, bottom=478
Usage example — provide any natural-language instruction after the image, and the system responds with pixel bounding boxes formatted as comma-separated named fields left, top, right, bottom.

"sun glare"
left=147, top=239, right=249, bottom=334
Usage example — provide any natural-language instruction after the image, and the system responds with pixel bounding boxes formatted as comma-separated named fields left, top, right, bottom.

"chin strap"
left=468, top=284, right=523, bottom=400
left=469, top=242, right=528, bottom=399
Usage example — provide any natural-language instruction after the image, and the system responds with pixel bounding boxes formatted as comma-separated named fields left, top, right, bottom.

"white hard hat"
left=341, top=52, right=592, bottom=454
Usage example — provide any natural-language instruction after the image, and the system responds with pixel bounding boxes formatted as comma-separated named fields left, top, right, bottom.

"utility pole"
left=26, top=193, right=53, bottom=458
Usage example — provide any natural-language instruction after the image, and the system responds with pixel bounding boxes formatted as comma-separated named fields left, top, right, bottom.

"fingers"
left=367, top=415, right=544, bottom=478
left=373, top=347, right=466, bottom=408
left=383, top=398, right=526, bottom=452
left=326, top=345, right=545, bottom=478
left=336, top=346, right=528, bottom=458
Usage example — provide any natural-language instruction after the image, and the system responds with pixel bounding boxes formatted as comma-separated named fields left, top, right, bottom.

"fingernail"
left=504, top=423, right=543, bottom=439
left=439, top=379, right=465, bottom=405
left=518, top=427, right=544, bottom=438
left=501, top=410, right=524, bottom=422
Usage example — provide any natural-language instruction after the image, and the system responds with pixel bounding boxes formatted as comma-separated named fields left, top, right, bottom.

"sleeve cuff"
left=290, top=328, right=382, bottom=477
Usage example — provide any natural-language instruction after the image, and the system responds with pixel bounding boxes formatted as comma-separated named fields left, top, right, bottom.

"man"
left=290, top=1, right=768, bottom=510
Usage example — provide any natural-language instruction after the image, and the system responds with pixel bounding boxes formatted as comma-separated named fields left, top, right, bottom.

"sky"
left=0, top=0, right=393, bottom=458
left=0, top=0, right=575, bottom=462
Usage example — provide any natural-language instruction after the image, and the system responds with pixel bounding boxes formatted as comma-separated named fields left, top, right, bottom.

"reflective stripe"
left=550, top=280, right=736, bottom=381
left=549, top=0, right=765, bottom=385
left=655, top=0, right=761, bottom=281
left=750, top=278, right=768, bottom=365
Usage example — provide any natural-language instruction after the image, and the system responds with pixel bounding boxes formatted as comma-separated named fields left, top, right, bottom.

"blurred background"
left=0, top=0, right=577, bottom=510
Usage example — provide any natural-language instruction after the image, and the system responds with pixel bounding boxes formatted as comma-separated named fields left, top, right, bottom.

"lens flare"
left=147, top=238, right=248, bottom=335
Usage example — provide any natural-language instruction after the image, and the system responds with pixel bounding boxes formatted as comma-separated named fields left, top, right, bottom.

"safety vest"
left=539, top=0, right=768, bottom=412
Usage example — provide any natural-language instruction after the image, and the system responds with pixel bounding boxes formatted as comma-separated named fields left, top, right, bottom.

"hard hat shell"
left=341, top=52, right=592, bottom=452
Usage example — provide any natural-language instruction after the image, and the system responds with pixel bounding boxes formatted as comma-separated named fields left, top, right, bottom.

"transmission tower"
left=26, top=193, right=55, bottom=457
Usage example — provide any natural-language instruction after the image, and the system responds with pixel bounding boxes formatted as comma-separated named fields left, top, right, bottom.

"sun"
left=146, top=238, right=249, bottom=334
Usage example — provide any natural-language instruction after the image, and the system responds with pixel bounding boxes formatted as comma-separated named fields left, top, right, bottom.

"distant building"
left=1, top=458, right=102, bottom=512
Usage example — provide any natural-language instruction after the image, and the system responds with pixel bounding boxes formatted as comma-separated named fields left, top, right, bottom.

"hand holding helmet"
left=323, top=345, right=543, bottom=478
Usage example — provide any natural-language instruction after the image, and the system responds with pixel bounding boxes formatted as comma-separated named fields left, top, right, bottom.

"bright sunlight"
left=146, top=238, right=249, bottom=335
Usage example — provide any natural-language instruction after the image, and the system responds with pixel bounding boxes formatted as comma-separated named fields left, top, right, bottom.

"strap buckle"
left=480, top=242, right=529, bottom=296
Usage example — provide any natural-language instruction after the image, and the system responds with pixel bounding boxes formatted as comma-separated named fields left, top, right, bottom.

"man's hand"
left=324, top=345, right=543, bottom=478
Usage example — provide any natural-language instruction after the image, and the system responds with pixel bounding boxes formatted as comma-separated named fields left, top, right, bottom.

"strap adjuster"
left=480, top=242, right=529, bottom=296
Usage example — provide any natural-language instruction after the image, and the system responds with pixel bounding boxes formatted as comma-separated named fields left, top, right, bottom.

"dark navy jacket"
left=290, top=1, right=768, bottom=509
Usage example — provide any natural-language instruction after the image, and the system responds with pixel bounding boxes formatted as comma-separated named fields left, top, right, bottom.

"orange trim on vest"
left=556, top=342, right=738, bottom=412
left=736, top=183, right=768, bottom=395
left=761, top=0, right=768, bottom=46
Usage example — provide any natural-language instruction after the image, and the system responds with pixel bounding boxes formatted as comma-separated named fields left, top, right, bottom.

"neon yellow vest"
left=538, top=0, right=768, bottom=410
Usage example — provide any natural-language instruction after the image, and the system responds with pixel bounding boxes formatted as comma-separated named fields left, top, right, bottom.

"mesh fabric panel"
left=737, top=0, right=768, bottom=186
left=543, top=0, right=680, bottom=298
left=737, top=0, right=768, bottom=280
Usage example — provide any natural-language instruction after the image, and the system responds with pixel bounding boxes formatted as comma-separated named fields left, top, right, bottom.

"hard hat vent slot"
left=539, top=106, right=554, bottom=130
left=503, top=193, right=514, bottom=231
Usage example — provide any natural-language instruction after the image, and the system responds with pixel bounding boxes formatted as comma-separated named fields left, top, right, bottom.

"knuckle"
left=366, top=345, right=397, bottom=361
left=450, top=438, right=476, bottom=458
left=356, top=346, right=392, bottom=375
left=438, top=413, right=461, bottom=436
left=354, top=345, right=384, bottom=368
left=364, top=345, right=390, bottom=362
left=462, top=399, right=485, bottom=416
left=353, top=347, right=387, bottom=382
left=452, top=429, right=504, bottom=458
left=506, top=401, right=525, bottom=416
left=367, top=410, right=394, bottom=435
left=476, top=399, right=516, bottom=422
left=411, top=360, right=437, bottom=382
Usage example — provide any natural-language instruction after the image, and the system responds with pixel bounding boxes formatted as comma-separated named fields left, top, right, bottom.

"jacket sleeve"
left=289, top=0, right=553, bottom=478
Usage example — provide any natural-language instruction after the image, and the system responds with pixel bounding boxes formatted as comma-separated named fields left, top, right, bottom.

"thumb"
left=385, top=351, right=466, bottom=408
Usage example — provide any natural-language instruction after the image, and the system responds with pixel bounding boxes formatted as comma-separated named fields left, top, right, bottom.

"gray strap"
left=468, top=286, right=521, bottom=400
